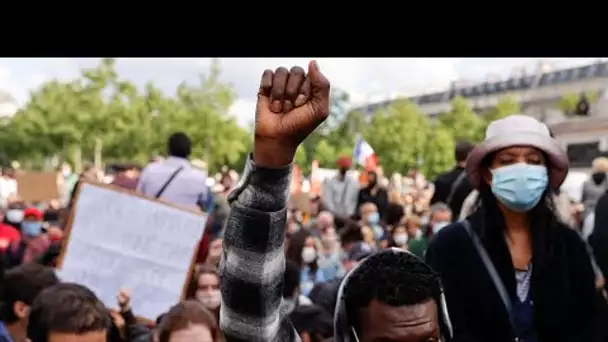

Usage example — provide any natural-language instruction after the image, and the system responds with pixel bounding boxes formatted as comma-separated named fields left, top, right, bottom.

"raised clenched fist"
left=254, top=61, right=330, bottom=168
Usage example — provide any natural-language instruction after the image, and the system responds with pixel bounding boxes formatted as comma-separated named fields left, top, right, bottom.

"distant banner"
left=16, top=172, right=59, bottom=203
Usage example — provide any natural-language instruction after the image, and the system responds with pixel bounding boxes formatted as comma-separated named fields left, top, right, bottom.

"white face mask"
left=6, top=210, right=23, bottom=223
left=301, top=247, right=317, bottom=264
left=195, top=290, right=221, bottom=309
left=393, top=233, right=408, bottom=246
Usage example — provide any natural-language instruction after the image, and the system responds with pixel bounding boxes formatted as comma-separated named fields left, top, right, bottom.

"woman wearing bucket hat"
left=426, top=115, right=599, bottom=342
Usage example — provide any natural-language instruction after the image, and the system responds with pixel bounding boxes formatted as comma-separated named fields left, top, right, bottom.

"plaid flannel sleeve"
left=219, top=155, right=300, bottom=342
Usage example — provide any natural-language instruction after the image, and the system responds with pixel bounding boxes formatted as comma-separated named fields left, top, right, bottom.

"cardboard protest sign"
left=16, top=172, right=59, bottom=203
left=56, top=182, right=207, bottom=320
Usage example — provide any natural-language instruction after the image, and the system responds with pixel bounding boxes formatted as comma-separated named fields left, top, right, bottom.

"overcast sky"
left=0, top=58, right=601, bottom=125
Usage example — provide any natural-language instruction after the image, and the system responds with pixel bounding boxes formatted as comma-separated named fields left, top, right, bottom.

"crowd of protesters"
left=0, top=61, right=607, bottom=342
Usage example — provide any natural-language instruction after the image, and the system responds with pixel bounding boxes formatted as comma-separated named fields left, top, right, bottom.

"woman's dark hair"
left=286, top=229, right=317, bottom=272
left=186, top=264, right=219, bottom=299
left=157, top=300, right=222, bottom=342
left=475, top=151, right=560, bottom=267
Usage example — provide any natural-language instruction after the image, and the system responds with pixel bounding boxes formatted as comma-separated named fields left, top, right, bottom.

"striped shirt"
left=219, top=156, right=299, bottom=342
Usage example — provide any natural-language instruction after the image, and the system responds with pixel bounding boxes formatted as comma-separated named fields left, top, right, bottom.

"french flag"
left=354, top=137, right=378, bottom=170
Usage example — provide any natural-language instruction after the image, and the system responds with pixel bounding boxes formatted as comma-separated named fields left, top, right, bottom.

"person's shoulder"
left=428, top=221, right=469, bottom=249
left=0, top=223, right=19, bottom=235
left=554, top=222, right=587, bottom=248
left=188, top=167, right=207, bottom=180
left=433, top=168, right=455, bottom=184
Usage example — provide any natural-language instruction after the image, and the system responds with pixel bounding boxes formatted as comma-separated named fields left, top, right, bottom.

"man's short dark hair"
left=0, top=264, right=59, bottom=323
left=340, top=222, right=364, bottom=245
left=168, top=132, right=192, bottom=158
left=343, top=251, right=442, bottom=331
left=284, top=260, right=301, bottom=298
left=455, top=141, right=475, bottom=163
left=27, top=283, right=110, bottom=342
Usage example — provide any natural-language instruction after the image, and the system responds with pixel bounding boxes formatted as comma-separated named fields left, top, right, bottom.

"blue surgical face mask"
left=21, top=221, right=42, bottom=237
left=491, top=163, right=548, bottom=213
left=367, top=212, right=380, bottom=225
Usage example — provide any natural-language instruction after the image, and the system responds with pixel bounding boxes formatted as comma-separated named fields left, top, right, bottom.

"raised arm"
left=219, top=61, right=330, bottom=342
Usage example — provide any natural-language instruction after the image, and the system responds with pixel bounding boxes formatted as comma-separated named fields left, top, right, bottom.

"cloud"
left=0, top=58, right=602, bottom=124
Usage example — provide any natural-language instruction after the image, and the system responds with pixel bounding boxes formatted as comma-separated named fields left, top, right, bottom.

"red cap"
left=336, top=156, right=352, bottom=169
left=23, top=208, right=43, bottom=221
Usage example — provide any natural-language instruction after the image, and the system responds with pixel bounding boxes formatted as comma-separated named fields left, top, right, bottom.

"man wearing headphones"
left=219, top=64, right=453, bottom=342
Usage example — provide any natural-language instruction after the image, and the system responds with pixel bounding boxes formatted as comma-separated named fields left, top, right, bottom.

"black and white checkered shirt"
left=219, top=155, right=300, bottom=342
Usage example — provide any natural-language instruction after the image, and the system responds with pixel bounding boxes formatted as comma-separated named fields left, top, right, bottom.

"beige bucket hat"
left=466, top=115, right=569, bottom=189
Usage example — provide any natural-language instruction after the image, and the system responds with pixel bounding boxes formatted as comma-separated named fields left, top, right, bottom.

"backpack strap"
left=462, top=220, right=515, bottom=329
left=154, top=166, right=184, bottom=198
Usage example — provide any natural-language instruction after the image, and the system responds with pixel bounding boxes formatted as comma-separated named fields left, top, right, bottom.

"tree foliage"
left=2, top=58, right=249, bottom=172
left=559, top=91, right=598, bottom=116
left=2, top=59, right=570, bottom=181
left=438, top=96, right=483, bottom=143
left=365, top=100, right=430, bottom=174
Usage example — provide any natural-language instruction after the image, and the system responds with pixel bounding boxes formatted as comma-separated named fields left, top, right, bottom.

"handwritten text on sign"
left=58, top=183, right=207, bottom=320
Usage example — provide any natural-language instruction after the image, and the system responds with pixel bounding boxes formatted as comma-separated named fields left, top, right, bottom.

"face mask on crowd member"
left=360, top=202, right=379, bottom=226
left=301, top=237, right=318, bottom=265
left=429, top=204, right=452, bottom=235
left=5, top=208, right=24, bottom=224
left=490, top=163, right=548, bottom=212
left=191, top=266, right=221, bottom=311
left=391, top=226, right=409, bottom=247
left=21, top=208, right=44, bottom=237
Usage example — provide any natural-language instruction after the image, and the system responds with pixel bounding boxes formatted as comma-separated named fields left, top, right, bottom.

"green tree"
left=295, top=145, right=308, bottom=170
left=364, top=100, right=430, bottom=175
left=3, top=58, right=250, bottom=174
left=439, top=96, right=483, bottom=143
left=480, top=96, right=522, bottom=139
left=313, top=139, right=337, bottom=168
left=421, top=125, right=455, bottom=179
left=301, top=87, right=355, bottom=171
left=559, top=91, right=599, bottom=116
